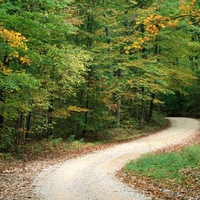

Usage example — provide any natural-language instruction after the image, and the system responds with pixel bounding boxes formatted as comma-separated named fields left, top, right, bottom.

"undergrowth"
left=0, top=138, right=94, bottom=161
left=0, top=114, right=167, bottom=170
left=91, top=114, right=167, bottom=142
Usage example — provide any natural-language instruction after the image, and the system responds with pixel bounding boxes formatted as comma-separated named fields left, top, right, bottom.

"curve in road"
left=33, top=117, right=200, bottom=200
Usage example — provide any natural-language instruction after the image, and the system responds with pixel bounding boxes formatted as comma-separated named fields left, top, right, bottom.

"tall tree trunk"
left=82, top=98, right=89, bottom=137
left=0, top=115, right=3, bottom=127
left=113, top=0, right=131, bottom=127
left=15, top=112, right=23, bottom=145
left=148, top=93, right=155, bottom=121
left=114, top=69, right=122, bottom=126
left=46, top=105, right=53, bottom=137
left=25, top=112, right=31, bottom=139
left=176, top=91, right=182, bottom=116
left=116, top=95, right=121, bottom=126
left=82, top=9, right=94, bottom=137
left=103, top=0, right=111, bottom=44
left=0, top=90, right=4, bottom=128
left=139, top=88, right=146, bottom=128
left=140, top=100, right=146, bottom=128
left=0, top=92, right=4, bottom=147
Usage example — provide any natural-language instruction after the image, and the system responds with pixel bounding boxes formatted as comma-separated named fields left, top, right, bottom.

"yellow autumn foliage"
left=0, top=62, right=13, bottom=75
left=0, top=26, right=28, bottom=50
left=190, top=0, right=196, bottom=6
left=68, top=106, right=89, bottom=113
left=19, top=55, right=31, bottom=65
left=0, top=26, right=31, bottom=66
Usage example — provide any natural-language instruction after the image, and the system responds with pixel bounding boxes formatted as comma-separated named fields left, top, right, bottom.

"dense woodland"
left=0, top=0, right=200, bottom=151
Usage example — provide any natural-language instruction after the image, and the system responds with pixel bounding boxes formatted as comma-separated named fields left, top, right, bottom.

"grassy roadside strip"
left=118, top=135, right=200, bottom=200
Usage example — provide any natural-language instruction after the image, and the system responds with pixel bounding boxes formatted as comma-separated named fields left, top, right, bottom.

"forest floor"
left=0, top=142, right=117, bottom=199
left=0, top=118, right=199, bottom=199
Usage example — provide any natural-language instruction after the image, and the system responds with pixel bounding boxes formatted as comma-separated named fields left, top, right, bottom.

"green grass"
left=124, top=144, right=200, bottom=182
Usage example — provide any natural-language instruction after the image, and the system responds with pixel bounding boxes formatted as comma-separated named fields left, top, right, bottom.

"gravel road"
left=33, top=117, right=200, bottom=200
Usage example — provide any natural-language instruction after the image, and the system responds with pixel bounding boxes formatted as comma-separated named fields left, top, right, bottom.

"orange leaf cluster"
left=179, top=0, right=200, bottom=25
left=143, top=15, right=180, bottom=36
left=125, top=14, right=182, bottom=53
left=179, top=0, right=197, bottom=12
left=125, top=0, right=199, bottom=53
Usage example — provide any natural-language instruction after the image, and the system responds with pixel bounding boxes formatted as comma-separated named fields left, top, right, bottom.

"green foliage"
left=0, top=0, right=90, bottom=146
left=0, top=72, right=39, bottom=120
left=0, top=0, right=199, bottom=152
left=50, top=137, right=62, bottom=147
left=124, top=144, right=200, bottom=182
left=0, top=152, right=14, bottom=161
left=0, top=127, right=14, bottom=151
left=102, top=127, right=140, bottom=142
left=149, top=112, right=167, bottom=127
left=68, top=134, right=76, bottom=142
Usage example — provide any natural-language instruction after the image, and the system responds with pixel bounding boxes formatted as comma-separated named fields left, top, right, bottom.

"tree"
left=0, top=24, right=39, bottom=147
left=0, top=0, right=90, bottom=148
left=0, top=0, right=199, bottom=151
left=122, top=0, right=199, bottom=122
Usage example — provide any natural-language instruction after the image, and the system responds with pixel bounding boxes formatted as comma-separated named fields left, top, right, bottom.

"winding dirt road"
left=33, top=117, right=200, bottom=200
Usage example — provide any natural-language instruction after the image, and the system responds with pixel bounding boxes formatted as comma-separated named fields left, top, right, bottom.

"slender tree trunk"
left=46, top=105, right=53, bottom=137
left=140, top=100, right=146, bottom=128
left=15, top=112, right=23, bottom=145
left=116, top=96, right=121, bottom=126
left=25, top=112, right=31, bottom=139
left=139, top=88, right=146, bottom=128
left=103, top=0, right=111, bottom=44
left=82, top=98, right=89, bottom=137
left=0, top=94, right=4, bottom=148
left=177, top=92, right=182, bottom=116
left=114, top=69, right=122, bottom=126
left=148, top=93, right=155, bottom=121
left=82, top=12, right=94, bottom=137
left=0, top=78, right=6, bottom=130
left=124, top=0, right=131, bottom=35
left=0, top=90, right=4, bottom=128
left=0, top=115, right=3, bottom=127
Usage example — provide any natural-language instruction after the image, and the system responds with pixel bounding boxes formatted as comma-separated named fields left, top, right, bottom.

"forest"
left=0, top=0, right=200, bottom=152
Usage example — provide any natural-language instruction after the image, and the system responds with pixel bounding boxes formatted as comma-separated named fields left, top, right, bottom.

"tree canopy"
left=0, top=0, right=199, bottom=150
